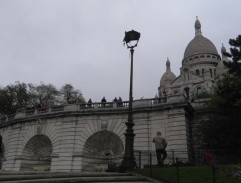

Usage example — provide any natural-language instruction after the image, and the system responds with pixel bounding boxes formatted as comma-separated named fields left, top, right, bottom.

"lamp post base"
left=119, top=158, right=136, bottom=172
left=119, top=130, right=136, bottom=172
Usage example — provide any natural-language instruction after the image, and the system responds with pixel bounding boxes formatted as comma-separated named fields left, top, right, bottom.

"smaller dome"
left=216, top=60, right=227, bottom=76
left=221, top=43, right=230, bottom=60
left=160, top=58, right=176, bottom=87
left=221, top=43, right=226, bottom=54
left=216, top=45, right=230, bottom=76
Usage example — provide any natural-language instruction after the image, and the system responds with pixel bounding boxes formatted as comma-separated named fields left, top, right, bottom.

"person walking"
left=153, top=131, right=168, bottom=166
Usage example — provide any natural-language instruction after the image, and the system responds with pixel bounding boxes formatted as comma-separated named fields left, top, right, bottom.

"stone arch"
left=76, top=118, right=126, bottom=153
left=196, top=69, right=200, bottom=75
left=0, top=129, right=11, bottom=170
left=196, top=86, right=202, bottom=95
left=163, top=90, right=167, bottom=97
left=20, top=134, right=53, bottom=171
left=21, top=121, right=59, bottom=155
left=210, top=68, right=213, bottom=78
left=184, top=87, right=190, bottom=100
left=0, top=135, right=4, bottom=169
left=81, top=131, right=124, bottom=171
left=193, top=85, right=202, bottom=99
left=202, top=68, right=205, bottom=76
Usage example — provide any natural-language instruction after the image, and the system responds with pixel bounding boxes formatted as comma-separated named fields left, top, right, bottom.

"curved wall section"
left=0, top=98, right=193, bottom=172
left=0, top=136, right=4, bottom=169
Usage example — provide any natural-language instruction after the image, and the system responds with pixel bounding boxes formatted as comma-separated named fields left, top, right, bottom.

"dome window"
left=184, top=87, right=190, bottom=100
left=207, top=55, right=211, bottom=58
left=197, top=87, right=201, bottom=96
left=196, top=69, right=200, bottom=75
left=209, top=68, right=213, bottom=78
left=201, top=55, right=205, bottom=58
left=163, top=91, right=167, bottom=97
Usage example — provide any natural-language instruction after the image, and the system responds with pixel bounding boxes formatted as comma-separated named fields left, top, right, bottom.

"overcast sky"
left=0, top=0, right=240, bottom=102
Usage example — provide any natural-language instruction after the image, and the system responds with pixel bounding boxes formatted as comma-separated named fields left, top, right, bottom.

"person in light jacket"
left=153, top=131, right=168, bottom=166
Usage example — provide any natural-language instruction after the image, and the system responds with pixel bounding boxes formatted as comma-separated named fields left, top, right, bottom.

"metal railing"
left=134, top=150, right=241, bottom=183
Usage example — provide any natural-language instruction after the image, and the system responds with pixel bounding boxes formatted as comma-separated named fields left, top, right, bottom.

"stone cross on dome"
left=166, top=57, right=171, bottom=72
left=195, top=16, right=202, bottom=36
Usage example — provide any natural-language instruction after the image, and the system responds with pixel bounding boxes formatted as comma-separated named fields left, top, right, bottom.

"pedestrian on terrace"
left=153, top=131, right=168, bottom=166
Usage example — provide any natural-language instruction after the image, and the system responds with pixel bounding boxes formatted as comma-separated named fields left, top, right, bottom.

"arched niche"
left=0, top=136, right=4, bottom=169
left=20, top=135, right=53, bottom=171
left=81, top=131, right=124, bottom=171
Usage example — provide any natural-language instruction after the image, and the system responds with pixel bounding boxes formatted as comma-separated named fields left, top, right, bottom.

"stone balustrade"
left=0, top=94, right=185, bottom=126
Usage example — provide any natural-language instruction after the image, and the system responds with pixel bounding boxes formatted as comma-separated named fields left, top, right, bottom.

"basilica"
left=158, top=17, right=228, bottom=102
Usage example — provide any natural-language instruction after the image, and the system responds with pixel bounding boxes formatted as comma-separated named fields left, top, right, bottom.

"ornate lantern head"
left=123, top=30, right=140, bottom=48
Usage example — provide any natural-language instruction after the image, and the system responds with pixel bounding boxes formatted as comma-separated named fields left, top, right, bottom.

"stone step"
left=0, top=172, right=131, bottom=181
left=0, top=176, right=150, bottom=183
left=0, top=172, right=154, bottom=183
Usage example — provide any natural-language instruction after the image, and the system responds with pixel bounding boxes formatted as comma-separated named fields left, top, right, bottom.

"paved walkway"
left=0, top=171, right=163, bottom=183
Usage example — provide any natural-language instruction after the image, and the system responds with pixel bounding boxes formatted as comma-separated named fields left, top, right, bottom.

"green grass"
left=135, top=165, right=241, bottom=183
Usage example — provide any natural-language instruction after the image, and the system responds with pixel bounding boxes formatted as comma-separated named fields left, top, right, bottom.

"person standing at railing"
left=153, top=131, right=168, bottom=166
left=113, top=97, right=117, bottom=102
left=117, top=97, right=122, bottom=107
left=88, top=99, right=92, bottom=108
left=101, top=97, right=106, bottom=107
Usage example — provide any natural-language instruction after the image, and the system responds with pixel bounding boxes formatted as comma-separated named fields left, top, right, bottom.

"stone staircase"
left=0, top=171, right=158, bottom=183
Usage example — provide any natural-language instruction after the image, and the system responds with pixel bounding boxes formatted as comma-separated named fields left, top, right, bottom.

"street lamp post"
left=119, top=30, right=140, bottom=172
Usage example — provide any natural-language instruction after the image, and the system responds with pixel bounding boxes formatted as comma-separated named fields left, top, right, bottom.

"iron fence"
left=134, top=150, right=241, bottom=183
